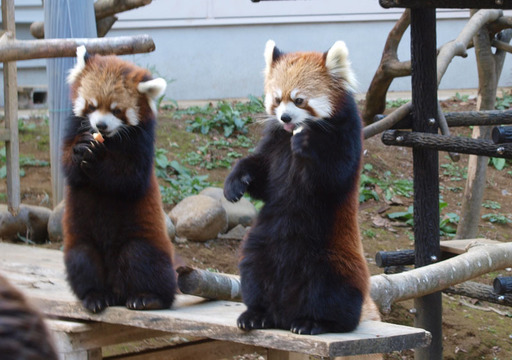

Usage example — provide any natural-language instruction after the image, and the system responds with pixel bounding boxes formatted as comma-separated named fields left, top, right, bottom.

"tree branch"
left=0, top=35, right=155, bottom=62
left=30, top=0, right=151, bottom=39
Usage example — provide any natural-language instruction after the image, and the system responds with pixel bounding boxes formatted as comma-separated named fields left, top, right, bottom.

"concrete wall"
left=5, top=0, right=512, bottom=105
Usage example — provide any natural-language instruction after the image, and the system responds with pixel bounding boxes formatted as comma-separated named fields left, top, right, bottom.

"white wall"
left=5, top=0, right=512, bottom=104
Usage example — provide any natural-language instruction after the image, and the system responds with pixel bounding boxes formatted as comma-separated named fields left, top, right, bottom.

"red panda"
left=224, top=40, right=380, bottom=336
left=62, top=46, right=176, bottom=313
left=0, top=274, right=58, bottom=360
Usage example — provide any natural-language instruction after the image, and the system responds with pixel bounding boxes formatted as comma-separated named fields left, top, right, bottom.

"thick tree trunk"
left=456, top=15, right=512, bottom=239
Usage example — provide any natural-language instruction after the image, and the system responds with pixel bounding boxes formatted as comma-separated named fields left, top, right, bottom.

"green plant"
left=441, top=159, right=467, bottom=181
left=489, top=157, right=507, bottom=171
left=454, top=92, right=470, bottom=102
left=386, top=98, right=409, bottom=108
left=387, top=201, right=459, bottom=237
left=154, top=148, right=211, bottom=204
left=495, top=90, right=512, bottom=110
left=0, top=147, right=49, bottom=179
left=359, top=165, right=413, bottom=203
left=482, top=213, right=511, bottom=224
left=482, top=200, right=501, bottom=210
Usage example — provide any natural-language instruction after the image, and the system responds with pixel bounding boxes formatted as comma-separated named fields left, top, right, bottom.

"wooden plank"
left=0, top=243, right=431, bottom=358
left=2, top=0, right=20, bottom=213
left=112, top=339, right=265, bottom=360
left=47, top=320, right=170, bottom=350
left=440, top=238, right=502, bottom=255
left=380, top=0, right=512, bottom=9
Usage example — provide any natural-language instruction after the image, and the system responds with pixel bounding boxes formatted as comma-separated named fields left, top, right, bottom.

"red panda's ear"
left=264, top=40, right=281, bottom=76
left=137, top=78, right=167, bottom=100
left=67, top=45, right=89, bottom=85
left=325, top=41, right=357, bottom=92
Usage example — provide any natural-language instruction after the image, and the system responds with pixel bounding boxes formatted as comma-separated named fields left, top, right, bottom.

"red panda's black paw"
left=291, top=129, right=312, bottom=159
left=82, top=293, right=110, bottom=313
left=224, top=173, right=251, bottom=202
left=125, top=294, right=169, bottom=310
left=72, top=135, right=106, bottom=171
left=290, top=319, right=328, bottom=335
left=237, top=309, right=273, bottom=330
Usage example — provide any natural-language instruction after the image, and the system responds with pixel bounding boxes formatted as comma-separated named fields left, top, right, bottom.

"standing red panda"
left=224, top=40, right=380, bottom=335
left=62, top=46, right=176, bottom=313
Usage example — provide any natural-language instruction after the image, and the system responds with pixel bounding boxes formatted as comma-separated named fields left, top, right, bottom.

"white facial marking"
left=110, top=102, right=118, bottom=111
left=275, top=101, right=310, bottom=132
left=88, top=111, right=123, bottom=136
left=290, top=89, right=301, bottom=100
left=293, top=125, right=304, bottom=136
left=73, top=95, right=86, bottom=116
left=126, top=108, right=139, bottom=126
left=308, top=96, right=332, bottom=118
left=91, top=98, right=98, bottom=107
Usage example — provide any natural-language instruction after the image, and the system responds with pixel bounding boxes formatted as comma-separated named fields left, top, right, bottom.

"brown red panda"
left=62, top=46, right=176, bottom=313
left=224, top=40, right=380, bottom=336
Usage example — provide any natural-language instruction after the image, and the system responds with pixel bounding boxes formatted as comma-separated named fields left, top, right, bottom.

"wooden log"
left=375, top=250, right=415, bottom=268
left=493, top=276, right=512, bottom=294
left=375, top=110, right=512, bottom=131
left=30, top=0, right=152, bottom=39
left=379, top=0, right=512, bottom=9
left=444, top=281, right=512, bottom=307
left=492, top=126, right=512, bottom=144
left=0, top=35, right=155, bottom=62
left=382, top=129, right=512, bottom=159
left=177, top=266, right=242, bottom=302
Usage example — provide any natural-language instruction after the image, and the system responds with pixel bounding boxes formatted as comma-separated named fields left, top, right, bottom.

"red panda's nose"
left=281, top=114, right=292, bottom=123
left=96, top=122, right=108, bottom=132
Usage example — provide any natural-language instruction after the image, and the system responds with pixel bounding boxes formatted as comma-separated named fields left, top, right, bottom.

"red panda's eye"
left=294, top=98, right=304, bottom=106
left=112, top=108, right=121, bottom=117
left=88, top=104, right=96, bottom=112
left=274, top=97, right=281, bottom=105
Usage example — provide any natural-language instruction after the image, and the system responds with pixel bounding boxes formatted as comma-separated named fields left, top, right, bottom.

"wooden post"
left=2, top=0, right=20, bottom=214
left=45, top=0, right=97, bottom=207
left=410, top=8, right=442, bottom=360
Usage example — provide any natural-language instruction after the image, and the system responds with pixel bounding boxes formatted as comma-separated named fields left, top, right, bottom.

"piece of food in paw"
left=92, top=132, right=104, bottom=143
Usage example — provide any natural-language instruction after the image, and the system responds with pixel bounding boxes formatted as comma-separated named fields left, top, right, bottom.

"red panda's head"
left=263, top=40, right=357, bottom=133
left=67, top=46, right=166, bottom=138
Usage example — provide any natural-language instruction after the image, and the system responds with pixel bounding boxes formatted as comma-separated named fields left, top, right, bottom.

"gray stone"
left=0, top=204, right=52, bottom=244
left=200, top=187, right=257, bottom=229
left=47, top=201, right=65, bottom=243
left=218, top=224, right=249, bottom=241
left=164, top=212, right=176, bottom=241
left=169, top=195, right=228, bottom=242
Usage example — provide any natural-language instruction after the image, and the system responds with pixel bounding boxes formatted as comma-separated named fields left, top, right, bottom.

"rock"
left=169, top=195, right=228, bottom=242
left=47, top=201, right=65, bottom=243
left=0, top=204, right=52, bottom=244
left=200, top=187, right=257, bottom=229
left=48, top=201, right=176, bottom=243
left=164, top=213, right=176, bottom=241
left=218, top=224, right=249, bottom=241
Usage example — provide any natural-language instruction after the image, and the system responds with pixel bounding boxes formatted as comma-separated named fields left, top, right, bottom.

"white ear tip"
left=76, top=45, right=86, bottom=58
left=137, top=77, right=167, bottom=99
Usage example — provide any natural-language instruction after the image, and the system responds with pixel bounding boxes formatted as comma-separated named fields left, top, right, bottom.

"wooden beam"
left=2, top=0, right=20, bottom=214
left=380, top=0, right=512, bottom=9
left=382, top=129, right=512, bottom=158
left=0, top=35, right=155, bottom=62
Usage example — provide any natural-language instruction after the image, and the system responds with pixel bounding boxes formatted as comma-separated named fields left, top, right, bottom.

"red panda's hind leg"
left=119, top=239, right=176, bottom=311
left=237, top=308, right=275, bottom=331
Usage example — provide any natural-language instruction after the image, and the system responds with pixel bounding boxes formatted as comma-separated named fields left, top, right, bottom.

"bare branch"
left=0, top=35, right=155, bottom=62
left=30, top=0, right=152, bottom=39
left=371, top=242, right=512, bottom=313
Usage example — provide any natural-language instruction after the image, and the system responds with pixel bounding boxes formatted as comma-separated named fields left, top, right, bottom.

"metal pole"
left=410, top=8, right=443, bottom=360
left=45, top=0, right=97, bottom=207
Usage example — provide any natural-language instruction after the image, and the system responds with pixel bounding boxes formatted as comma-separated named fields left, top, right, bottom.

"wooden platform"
left=0, top=243, right=431, bottom=358
left=440, top=238, right=502, bottom=255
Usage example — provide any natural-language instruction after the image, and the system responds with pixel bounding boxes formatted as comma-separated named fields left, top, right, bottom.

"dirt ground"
left=3, top=95, right=512, bottom=359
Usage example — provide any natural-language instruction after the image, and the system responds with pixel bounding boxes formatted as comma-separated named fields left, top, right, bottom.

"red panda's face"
left=67, top=46, right=166, bottom=138
left=263, top=40, right=356, bottom=133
